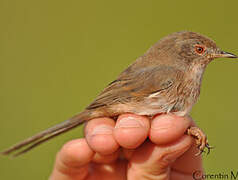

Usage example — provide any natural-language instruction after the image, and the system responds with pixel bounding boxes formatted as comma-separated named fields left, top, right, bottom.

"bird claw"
left=186, top=126, right=214, bottom=156
left=205, top=143, right=214, bottom=155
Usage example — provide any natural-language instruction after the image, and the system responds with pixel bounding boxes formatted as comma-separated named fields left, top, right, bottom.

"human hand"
left=50, top=114, right=203, bottom=180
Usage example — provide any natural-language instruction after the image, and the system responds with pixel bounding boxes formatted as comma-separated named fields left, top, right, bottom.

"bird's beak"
left=212, top=50, right=237, bottom=59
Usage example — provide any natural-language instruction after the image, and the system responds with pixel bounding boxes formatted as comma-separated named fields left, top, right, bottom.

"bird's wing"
left=86, top=65, right=179, bottom=110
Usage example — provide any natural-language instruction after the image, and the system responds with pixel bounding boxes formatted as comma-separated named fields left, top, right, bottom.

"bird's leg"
left=186, top=126, right=213, bottom=156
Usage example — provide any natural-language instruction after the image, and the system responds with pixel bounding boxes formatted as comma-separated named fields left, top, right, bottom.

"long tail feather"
left=1, top=111, right=90, bottom=156
left=13, top=121, right=80, bottom=157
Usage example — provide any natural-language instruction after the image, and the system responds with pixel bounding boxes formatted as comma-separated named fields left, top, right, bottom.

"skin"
left=50, top=114, right=203, bottom=180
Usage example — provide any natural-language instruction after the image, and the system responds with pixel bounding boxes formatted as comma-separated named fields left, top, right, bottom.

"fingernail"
left=162, top=139, right=191, bottom=163
left=115, top=116, right=145, bottom=128
left=91, top=125, right=113, bottom=136
left=151, top=115, right=173, bottom=131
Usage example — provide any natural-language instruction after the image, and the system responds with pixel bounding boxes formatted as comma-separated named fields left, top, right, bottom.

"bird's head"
left=153, top=31, right=237, bottom=68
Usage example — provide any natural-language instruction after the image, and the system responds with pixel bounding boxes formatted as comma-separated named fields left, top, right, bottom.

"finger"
left=92, top=149, right=120, bottom=164
left=171, top=119, right=203, bottom=176
left=150, top=114, right=191, bottom=145
left=127, top=135, right=193, bottom=180
left=170, top=143, right=203, bottom=180
left=50, top=139, right=94, bottom=180
left=113, top=113, right=150, bottom=149
left=122, top=148, right=135, bottom=160
left=84, top=117, right=119, bottom=155
left=88, top=159, right=127, bottom=179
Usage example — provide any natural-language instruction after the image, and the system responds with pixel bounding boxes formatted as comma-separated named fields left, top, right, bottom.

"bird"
left=1, top=31, right=237, bottom=157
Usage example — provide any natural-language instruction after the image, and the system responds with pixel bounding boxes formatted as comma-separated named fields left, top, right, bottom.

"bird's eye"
left=195, top=45, right=205, bottom=54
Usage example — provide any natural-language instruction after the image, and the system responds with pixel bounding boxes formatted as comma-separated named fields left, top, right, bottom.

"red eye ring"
left=195, top=45, right=205, bottom=54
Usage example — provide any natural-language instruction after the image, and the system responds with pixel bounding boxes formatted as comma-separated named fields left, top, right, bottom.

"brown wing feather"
left=86, top=65, right=179, bottom=110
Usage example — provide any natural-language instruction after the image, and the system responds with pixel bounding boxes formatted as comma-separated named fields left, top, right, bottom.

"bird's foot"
left=186, top=126, right=214, bottom=156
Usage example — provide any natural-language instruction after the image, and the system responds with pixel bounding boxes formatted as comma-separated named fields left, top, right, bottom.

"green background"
left=0, top=0, right=237, bottom=179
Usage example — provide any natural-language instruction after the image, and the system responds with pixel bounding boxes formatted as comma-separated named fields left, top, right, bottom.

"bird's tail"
left=1, top=110, right=91, bottom=157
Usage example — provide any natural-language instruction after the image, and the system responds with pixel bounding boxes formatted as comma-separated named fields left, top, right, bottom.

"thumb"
left=127, top=135, right=192, bottom=180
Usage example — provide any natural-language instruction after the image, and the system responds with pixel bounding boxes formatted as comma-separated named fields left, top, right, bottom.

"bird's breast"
left=172, top=65, right=205, bottom=116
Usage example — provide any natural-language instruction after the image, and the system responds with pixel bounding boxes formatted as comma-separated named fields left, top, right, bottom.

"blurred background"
left=0, top=0, right=237, bottom=179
